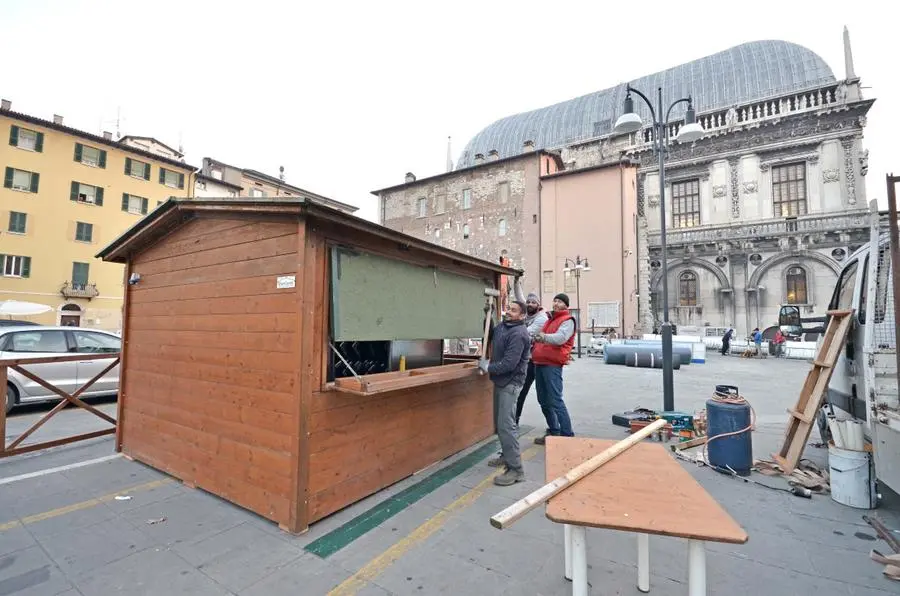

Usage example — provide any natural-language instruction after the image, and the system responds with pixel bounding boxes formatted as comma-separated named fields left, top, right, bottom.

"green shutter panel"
left=98, top=150, right=107, bottom=168
left=0, top=255, right=5, bottom=274
left=159, top=168, right=166, bottom=184
left=121, top=193, right=129, bottom=212
left=74, top=143, right=83, bottom=162
left=141, top=198, right=149, bottom=215
left=9, top=125, right=18, bottom=146
left=124, top=157, right=132, bottom=175
left=34, top=132, right=43, bottom=152
left=3, top=167, right=12, bottom=188
left=144, top=164, right=151, bottom=181
left=70, top=181, right=79, bottom=201
left=178, top=173, right=185, bottom=190
left=21, top=257, right=31, bottom=278
left=29, top=172, right=39, bottom=193
left=95, top=186, right=104, bottom=206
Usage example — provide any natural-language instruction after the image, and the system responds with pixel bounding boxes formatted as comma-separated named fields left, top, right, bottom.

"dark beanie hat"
left=553, top=293, right=570, bottom=307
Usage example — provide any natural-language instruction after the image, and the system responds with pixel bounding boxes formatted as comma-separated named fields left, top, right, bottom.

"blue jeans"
left=534, top=364, right=574, bottom=437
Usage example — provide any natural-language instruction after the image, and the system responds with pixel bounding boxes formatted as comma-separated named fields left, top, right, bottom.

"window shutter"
left=3, top=167, right=12, bottom=188
left=143, top=164, right=151, bottom=181
left=9, top=125, right=18, bottom=146
left=125, top=157, right=132, bottom=175
left=21, top=256, right=31, bottom=278
left=98, top=150, right=107, bottom=169
left=0, top=255, right=5, bottom=274
left=70, top=181, right=79, bottom=201
left=121, top=193, right=129, bottom=212
left=178, top=173, right=185, bottom=189
left=95, top=187, right=104, bottom=206
left=29, top=172, right=39, bottom=193
left=141, top=197, right=149, bottom=214
left=34, top=132, right=43, bottom=152
left=74, top=143, right=83, bottom=162
left=159, top=168, right=166, bottom=184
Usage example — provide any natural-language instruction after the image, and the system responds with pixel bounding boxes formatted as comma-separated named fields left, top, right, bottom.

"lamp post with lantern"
left=563, top=256, right=591, bottom=358
left=613, top=85, right=704, bottom=412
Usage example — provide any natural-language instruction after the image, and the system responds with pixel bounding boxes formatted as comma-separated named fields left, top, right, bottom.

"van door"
left=827, top=257, right=866, bottom=419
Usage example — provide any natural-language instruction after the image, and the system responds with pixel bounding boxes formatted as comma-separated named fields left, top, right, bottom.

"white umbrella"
left=0, top=300, right=52, bottom=317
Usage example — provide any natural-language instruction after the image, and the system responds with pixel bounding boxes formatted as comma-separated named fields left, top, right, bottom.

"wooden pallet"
left=773, top=309, right=853, bottom=473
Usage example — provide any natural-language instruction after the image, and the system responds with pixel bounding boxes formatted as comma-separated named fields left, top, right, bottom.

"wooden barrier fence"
left=0, top=353, right=120, bottom=458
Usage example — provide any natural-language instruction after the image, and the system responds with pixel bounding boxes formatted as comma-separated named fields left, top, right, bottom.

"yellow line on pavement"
left=0, top=477, right=174, bottom=532
left=327, top=444, right=542, bottom=596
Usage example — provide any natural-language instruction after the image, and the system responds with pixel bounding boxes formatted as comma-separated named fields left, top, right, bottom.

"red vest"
left=532, top=310, right=575, bottom=366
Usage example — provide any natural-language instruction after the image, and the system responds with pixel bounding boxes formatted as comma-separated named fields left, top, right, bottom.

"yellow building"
left=0, top=102, right=195, bottom=330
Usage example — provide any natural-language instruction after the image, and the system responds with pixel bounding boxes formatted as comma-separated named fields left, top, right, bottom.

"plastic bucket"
left=828, top=445, right=877, bottom=509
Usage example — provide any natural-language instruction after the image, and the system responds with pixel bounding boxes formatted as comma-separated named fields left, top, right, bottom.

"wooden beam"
left=1, top=428, right=116, bottom=459
left=116, top=259, right=133, bottom=452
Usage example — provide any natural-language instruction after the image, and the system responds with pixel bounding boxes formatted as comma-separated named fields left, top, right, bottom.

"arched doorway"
left=59, top=303, right=82, bottom=327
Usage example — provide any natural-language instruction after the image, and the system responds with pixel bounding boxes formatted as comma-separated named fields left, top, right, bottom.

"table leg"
left=564, top=524, right=573, bottom=581
left=637, top=533, right=650, bottom=592
left=688, top=540, right=706, bottom=596
left=571, top=526, right=587, bottom=596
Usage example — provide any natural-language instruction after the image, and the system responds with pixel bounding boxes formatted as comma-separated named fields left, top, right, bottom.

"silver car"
left=2, top=326, right=121, bottom=413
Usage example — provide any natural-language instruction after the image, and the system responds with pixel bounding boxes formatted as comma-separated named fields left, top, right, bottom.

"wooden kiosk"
left=97, top=197, right=520, bottom=533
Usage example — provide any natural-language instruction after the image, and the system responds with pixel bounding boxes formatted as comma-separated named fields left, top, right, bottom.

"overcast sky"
left=2, top=0, right=895, bottom=221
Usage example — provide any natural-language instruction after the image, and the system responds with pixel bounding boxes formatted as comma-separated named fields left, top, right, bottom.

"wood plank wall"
left=122, top=216, right=301, bottom=526
left=307, top=377, right=493, bottom=521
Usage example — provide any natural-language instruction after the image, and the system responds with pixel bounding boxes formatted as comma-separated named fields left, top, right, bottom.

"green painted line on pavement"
left=305, top=425, right=533, bottom=559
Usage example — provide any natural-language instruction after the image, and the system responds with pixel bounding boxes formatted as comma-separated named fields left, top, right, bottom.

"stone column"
left=636, top=217, right=654, bottom=335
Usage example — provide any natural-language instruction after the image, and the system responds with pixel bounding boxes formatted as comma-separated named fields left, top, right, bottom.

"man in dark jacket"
left=479, top=300, right=531, bottom=486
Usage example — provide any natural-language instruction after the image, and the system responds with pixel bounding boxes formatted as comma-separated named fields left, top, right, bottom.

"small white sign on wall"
left=276, top=275, right=296, bottom=289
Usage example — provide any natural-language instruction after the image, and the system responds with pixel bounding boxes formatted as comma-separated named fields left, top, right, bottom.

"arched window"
left=498, top=219, right=507, bottom=237
left=679, top=271, right=698, bottom=306
left=786, top=266, right=808, bottom=304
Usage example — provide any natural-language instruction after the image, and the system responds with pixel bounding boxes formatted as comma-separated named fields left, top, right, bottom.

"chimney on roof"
left=53, top=114, right=63, bottom=125
left=488, top=149, right=499, bottom=161
left=0, top=99, right=10, bottom=111
left=102, top=131, right=113, bottom=140
left=474, top=153, right=485, bottom=165
left=523, top=140, right=535, bottom=153
left=405, top=172, right=416, bottom=183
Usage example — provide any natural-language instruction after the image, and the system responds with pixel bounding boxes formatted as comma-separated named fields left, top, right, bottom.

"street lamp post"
left=613, top=86, right=704, bottom=412
left=563, top=256, right=591, bottom=358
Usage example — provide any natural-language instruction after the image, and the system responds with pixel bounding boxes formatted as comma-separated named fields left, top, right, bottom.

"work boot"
left=534, top=430, right=551, bottom=445
left=494, top=468, right=525, bottom=486
left=487, top=456, right=505, bottom=467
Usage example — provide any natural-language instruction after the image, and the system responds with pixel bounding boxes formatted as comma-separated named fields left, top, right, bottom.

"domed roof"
left=456, top=40, right=835, bottom=169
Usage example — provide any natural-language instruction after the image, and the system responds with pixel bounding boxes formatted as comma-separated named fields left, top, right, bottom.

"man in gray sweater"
left=479, top=300, right=531, bottom=486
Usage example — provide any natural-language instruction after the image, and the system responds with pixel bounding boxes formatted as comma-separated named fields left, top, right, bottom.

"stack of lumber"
left=754, top=459, right=830, bottom=493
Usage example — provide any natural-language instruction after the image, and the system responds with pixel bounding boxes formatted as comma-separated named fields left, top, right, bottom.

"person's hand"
left=533, top=333, right=545, bottom=343
left=478, top=358, right=490, bottom=373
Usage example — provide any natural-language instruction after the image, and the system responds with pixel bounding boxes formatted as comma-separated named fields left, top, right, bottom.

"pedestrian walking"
left=721, top=327, right=734, bottom=356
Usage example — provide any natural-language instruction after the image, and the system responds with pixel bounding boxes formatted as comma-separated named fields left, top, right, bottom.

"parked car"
left=2, top=326, right=121, bottom=413
left=0, top=320, right=43, bottom=327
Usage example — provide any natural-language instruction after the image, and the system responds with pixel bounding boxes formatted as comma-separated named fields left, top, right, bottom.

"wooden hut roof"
left=96, top=197, right=523, bottom=277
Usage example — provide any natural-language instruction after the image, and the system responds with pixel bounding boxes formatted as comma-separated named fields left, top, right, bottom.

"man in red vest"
left=531, top=293, right=576, bottom=443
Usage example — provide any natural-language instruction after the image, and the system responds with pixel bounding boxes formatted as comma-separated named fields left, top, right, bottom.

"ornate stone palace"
left=634, top=76, right=873, bottom=335
left=446, top=34, right=873, bottom=336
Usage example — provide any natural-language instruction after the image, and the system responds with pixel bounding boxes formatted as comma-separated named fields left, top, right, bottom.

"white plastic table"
left=544, top=437, right=748, bottom=595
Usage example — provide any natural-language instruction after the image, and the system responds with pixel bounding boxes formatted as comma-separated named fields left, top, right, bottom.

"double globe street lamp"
left=613, top=85, right=704, bottom=412
left=562, top=256, right=591, bottom=358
